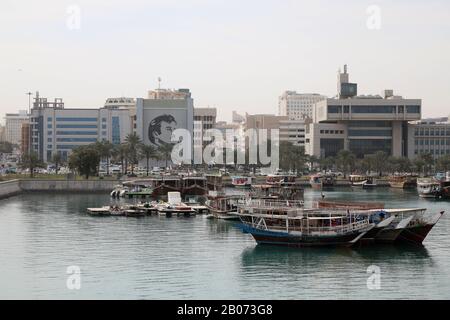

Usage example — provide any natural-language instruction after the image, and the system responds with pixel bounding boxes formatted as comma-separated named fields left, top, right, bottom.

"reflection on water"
left=0, top=188, right=449, bottom=299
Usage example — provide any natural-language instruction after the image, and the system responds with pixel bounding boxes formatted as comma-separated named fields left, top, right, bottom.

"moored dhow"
left=388, top=174, right=417, bottom=189
left=236, top=200, right=444, bottom=247
left=417, top=178, right=441, bottom=198
left=237, top=206, right=373, bottom=247
left=309, top=174, right=335, bottom=190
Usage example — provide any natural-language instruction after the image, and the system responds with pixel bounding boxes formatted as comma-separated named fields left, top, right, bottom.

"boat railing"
left=239, top=198, right=304, bottom=209
left=244, top=214, right=371, bottom=235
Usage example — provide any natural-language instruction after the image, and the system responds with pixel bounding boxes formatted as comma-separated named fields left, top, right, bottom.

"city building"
left=135, top=88, right=194, bottom=150
left=305, top=66, right=421, bottom=158
left=4, top=110, right=30, bottom=146
left=278, top=91, right=326, bottom=120
left=193, top=107, right=217, bottom=151
left=408, top=119, right=450, bottom=159
left=21, top=123, right=31, bottom=155
left=244, top=114, right=307, bottom=147
left=0, top=125, right=5, bottom=142
left=232, top=111, right=245, bottom=124
left=30, top=93, right=132, bottom=162
left=104, top=97, right=136, bottom=110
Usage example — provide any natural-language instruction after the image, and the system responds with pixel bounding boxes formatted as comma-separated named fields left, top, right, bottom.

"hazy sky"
left=1, top=0, right=450, bottom=123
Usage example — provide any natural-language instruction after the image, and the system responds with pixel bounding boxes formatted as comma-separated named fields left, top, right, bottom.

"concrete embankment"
left=0, top=180, right=22, bottom=200
left=0, top=179, right=120, bottom=199
left=19, top=179, right=120, bottom=193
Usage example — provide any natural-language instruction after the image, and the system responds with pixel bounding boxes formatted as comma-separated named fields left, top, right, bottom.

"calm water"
left=0, top=188, right=450, bottom=299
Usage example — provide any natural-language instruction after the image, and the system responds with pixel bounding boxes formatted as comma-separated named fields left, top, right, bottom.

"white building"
left=4, top=110, right=29, bottom=146
left=30, top=94, right=132, bottom=162
left=408, top=119, right=450, bottom=159
left=278, top=91, right=326, bottom=120
left=135, top=89, right=194, bottom=164
left=305, top=66, right=421, bottom=159
left=193, top=107, right=217, bottom=152
left=104, top=97, right=136, bottom=110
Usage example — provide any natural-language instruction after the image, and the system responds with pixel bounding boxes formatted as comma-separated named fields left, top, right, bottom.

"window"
left=47, top=124, right=53, bottom=128
left=348, top=129, right=392, bottom=137
left=351, top=106, right=395, bottom=113
left=56, top=138, right=98, bottom=142
left=56, top=124, right=98, bottom=128
left=406, top=105, right=420, bottom=113
left=48, top=131, right=52, bottom=135
left=56, top=131, right=98, bottom=135
left=56, top=117, right=98, bottom=122
left=328, top=106, right=341, bottom=113
left=102, top=125, right=107, bottom=129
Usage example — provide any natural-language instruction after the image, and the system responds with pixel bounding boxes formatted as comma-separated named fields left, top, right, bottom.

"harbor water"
left=0, top=188, right=450, bottom=299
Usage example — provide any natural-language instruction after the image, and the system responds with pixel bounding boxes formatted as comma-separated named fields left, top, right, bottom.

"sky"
left=1, top=0, right=450, bottom=123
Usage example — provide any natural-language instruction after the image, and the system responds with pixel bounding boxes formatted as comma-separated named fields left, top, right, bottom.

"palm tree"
left=125, top=133, right=142, bottom=175
left=139, top=144, right=157, bottom=176
left=112, top=144, right=128, bottom=175
left=337, top=150, right=356, bottom=178
left=51, top=153, right=64, bottom=174
left=19, top=152, right=45, bottom=178
left=96, top=140, right=114, bottom=175
left=158, top=143, right=173, bottom=170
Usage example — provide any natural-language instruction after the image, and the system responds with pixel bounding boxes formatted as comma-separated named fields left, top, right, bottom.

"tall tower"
left=337, top=64, right=357, bottom=99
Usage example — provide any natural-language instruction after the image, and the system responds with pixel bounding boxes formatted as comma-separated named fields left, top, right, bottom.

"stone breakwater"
left=0, top=179, right=120, bottom=200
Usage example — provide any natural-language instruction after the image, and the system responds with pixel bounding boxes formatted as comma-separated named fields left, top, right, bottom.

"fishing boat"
left=237, top=199, right=444, bottom=246
left=87, top=206, right=111, bottom=216
left=182, top=176, right=208, bottom=196
left=206, top=174, right=223, bottom=191
left=439, top=181, right=450, bottom=200
left=205, top=193, right=245, bottom=220
left=266, top=174, right=296, bottom=186
left=349, top=175, right=377, bottom=189
left=231, top=176, right=252, bottom=188
left=388, top=175, right=417, bottom=189
left=152, top=177, right=182, bottom=197
left=417, top=178, right=441, bottom=198
left=309, top=174, right=335, bottom=190
left=250, top=184, right=304, bottom=201
left=237, top=202, right=374, bottom=247
left=124, top=206, right=147, bottom=217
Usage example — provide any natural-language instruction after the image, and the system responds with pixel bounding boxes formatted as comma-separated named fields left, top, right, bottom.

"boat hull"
left=241, top=224, right=361, bottom=247
left=396, top=224, right=436, bottom=245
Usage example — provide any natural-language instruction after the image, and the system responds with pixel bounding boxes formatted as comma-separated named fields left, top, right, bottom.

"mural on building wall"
left=147, top=114, right=179, bottom=147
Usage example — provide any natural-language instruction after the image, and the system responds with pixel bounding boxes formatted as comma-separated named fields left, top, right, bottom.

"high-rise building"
left=408, top=119, right=450, bottom=159
left=4, top=110, right=30, bottom=146
left=30, top=93, right=132, bottom=162
left=135, top=88, right=194, bottom=152
left=305, top=66, right=421, bottom=158
left=278, top=91, right=326, bottom=120
left=0, top=125, right=6, bottom=142
left=193, top=107, right=217, bottom=151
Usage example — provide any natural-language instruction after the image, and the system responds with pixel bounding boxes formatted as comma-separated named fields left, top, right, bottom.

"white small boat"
left=87, top=206, right=111, bottom=216
left=417, top=178, right=441, bottom=198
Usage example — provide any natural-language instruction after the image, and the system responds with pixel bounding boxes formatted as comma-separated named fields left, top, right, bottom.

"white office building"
left=4, top=110, right=29, bottom=146
left=278, top=91, right=326, bottom=120
left=305, top=66, right=421, bottom=158
left=30, top=94, right=132, bottom=162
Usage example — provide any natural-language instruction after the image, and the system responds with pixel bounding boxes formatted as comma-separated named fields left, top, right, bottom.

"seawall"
left=0, top=179, right=120, bottom=199
left=0, top=180, right=22, bottom=200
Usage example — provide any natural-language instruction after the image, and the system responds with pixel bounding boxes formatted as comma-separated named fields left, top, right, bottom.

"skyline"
left=1, top=0, right=450, bottom=123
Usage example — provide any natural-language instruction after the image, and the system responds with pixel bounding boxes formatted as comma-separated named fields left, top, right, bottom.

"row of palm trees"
left=95, top=133, right=174, bottom=176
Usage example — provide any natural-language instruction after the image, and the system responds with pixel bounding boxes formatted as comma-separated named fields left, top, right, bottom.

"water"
left=0, top=188, right=449, bottom=299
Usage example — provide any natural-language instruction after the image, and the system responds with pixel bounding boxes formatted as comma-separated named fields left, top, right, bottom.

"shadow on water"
left=240, top=243, right=433, bottom=270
